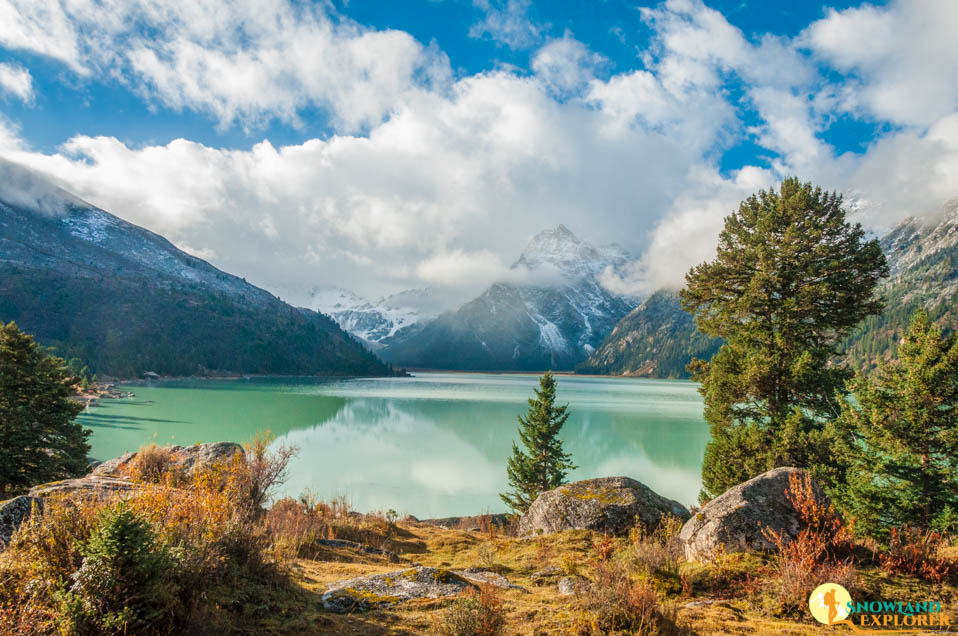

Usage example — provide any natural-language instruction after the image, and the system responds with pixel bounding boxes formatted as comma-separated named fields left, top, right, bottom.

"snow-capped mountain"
left=381, top=225, right=639, bottom=370
left=309, top=288, right=437, bottom=348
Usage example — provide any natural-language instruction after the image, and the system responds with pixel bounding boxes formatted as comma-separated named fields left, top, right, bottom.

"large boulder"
left=0, top=496, right=42, bottom=546
left=321, top=566, right=473, bottom=613
left=518, top=477, right=690, bottom=538
left=679, top=467, right=828, bottom=561
left=91, top=441, right=244, bottom=477
left=0, top=442, right=245, bottom=551
left=28, top=475, right=139, bottom=498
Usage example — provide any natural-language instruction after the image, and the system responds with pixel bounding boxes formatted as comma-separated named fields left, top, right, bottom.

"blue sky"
left=0, top=0, right=955, bottom=304
left=2, top=0, right=884, bottom=160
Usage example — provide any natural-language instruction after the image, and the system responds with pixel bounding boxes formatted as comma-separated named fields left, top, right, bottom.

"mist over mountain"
left=0, top=163, right=390, bottom=378
left=373, top=225, right=639, bottom=371
left=308, top=287, right=440, bottom=349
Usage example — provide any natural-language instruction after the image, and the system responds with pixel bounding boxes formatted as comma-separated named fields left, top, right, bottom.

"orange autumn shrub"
left=880, top=527, right=956, bottom=583
left=435, top=584, right=506, bottom=636
left=762, top=472, right=858, bottom=617
left=0, top=435, right=296, bottom=635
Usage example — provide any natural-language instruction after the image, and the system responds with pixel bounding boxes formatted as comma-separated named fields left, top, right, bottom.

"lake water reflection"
left=80, top=373, right=708, bottom=517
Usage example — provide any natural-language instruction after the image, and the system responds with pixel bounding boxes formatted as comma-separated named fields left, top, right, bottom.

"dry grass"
left=4, top=445, right=958, bottom=634
left=127, top=444, right=177, bottom=483
left=0, top=437, right=297, bottom=635
left=272, top=516, right=958, bottom=636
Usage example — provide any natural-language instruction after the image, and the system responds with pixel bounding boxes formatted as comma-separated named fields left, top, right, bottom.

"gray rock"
left=518, top=476, right=690, bottom=538
left=530, top=565, right=562, bottom=586
left=29, top=475, right=138, bottom=498
left=557, top=576, right=588, bottom=596
left=321, top=566, right=473, bottom=613
left=0, top=496, right=42, bottom=547
left=679, top=467, right=829, bottom=561
left=91, top=442, right=244, bottom=477
left=454, top=569, right=528, bottom=593
left=91, top=452, right=137, bottom=476
left=455, top=569, right=511, bottom=588
left=0, top=443, right=246, bottom=547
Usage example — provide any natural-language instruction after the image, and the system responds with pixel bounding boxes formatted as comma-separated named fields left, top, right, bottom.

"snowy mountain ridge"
left=309, top=288, right=438, bottom=347
left=378, top=225, right=640, bottom=371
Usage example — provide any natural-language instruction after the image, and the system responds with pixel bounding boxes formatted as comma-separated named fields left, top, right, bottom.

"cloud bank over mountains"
left=0, top=0, right=955, bottom=304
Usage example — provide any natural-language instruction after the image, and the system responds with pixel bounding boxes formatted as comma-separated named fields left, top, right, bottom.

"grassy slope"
left=266, top=520, right=958, bottom=635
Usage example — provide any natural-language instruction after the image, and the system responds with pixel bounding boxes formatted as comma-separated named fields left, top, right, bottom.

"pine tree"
left=0, top=322, right=90, bottom=494
left=59, top=502, right=177, bottom=633
left=500, top=372, right=576, bottom=513
left=680, top=178, right=888, bottom=500
left=834, top=311, right=958, bottom=541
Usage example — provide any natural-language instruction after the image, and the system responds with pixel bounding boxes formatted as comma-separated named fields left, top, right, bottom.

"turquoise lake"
left=78, top=373, right=708, bottom=518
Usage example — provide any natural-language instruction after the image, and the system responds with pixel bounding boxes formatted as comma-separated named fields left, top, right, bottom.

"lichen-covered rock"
left=557, top=576, right=588, bottom=596
left=91, top=442, right=244, bottom=477
left=0, top=496, right=42, bottom=547
left=28, top=475, right=138, bottom=498
left=454, top=569, right=528, bottom=593
left=454, top=569, right=511, bottom=588
left=518, top=477, right=690, bottom=538
left=322, top=566, right=473, bottom=613
left=679, top=467, right=829, bottom=561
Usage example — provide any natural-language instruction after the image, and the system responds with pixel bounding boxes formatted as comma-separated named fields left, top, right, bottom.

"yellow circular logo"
left=809, top=583, right=852, bottom=625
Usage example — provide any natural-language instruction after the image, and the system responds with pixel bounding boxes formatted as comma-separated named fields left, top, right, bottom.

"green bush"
left=57, top=502, right=179, bottom=635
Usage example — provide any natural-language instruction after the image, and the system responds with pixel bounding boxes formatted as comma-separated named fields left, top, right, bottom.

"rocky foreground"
left=2, top=444, right=955, bottom=634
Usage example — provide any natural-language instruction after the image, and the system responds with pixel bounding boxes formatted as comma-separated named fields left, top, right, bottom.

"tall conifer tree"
left=835, top=311, right=958, bottom=540
left=680, top=178, right=887, bottom=499
left=0, top=322, right=89, bottom=494
left=500, top=372, right=576, bottom=513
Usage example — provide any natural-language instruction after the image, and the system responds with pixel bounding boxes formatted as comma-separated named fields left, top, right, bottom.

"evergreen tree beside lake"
left=0, top=322, right=90, bottom=495
left=500, top=372, right=576, bottom=514
left=834, top=311, right=958, bottom=541
left=680, top=178, right=888, bottom=500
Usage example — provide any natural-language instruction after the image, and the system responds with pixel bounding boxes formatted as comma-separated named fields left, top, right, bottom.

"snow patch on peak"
left=309, top=287, right=437, bottom=345
left=513, top=225, right=633, bottom=286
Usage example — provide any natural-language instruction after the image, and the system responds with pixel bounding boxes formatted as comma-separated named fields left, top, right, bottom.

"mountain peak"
left=516, top=225, right=596, bottom=271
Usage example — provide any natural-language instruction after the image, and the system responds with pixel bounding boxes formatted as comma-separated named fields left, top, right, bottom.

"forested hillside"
left=575, top=290, right=720, bottom=378
left=0, top=171, right=391, bottom=378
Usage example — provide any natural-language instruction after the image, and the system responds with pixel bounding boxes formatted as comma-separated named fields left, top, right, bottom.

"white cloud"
left=0, top=62, right=32, bottom=102
left=803, top=0, right=958, bottom=127
left=0, top=63, right=716, bottom=303
left=600, top=165, right=777, bottom=294
left=0, top=0, right=451, bottom=131
left=470, top=0, right=543, bottom=49
left=747, top=87, right=829, bottom=172
left=416, top=249, right=510, bottom=288
left=0, top=0, right=83, bottom=72
left=1, top=0, right=957, bottom=306
left=531, top=35, right=604, bottom=96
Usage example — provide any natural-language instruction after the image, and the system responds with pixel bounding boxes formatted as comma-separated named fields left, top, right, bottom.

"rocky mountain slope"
left=309, top=288, right=437, bottom=349
left=575, top=290, right=721, bottom=378
left=0, top=162, right=390, bottom=378
left=579, top=200, right=958, bottom=378
left=381, top=225, right=638, bottom=371
left=843, top=199, right=958, bottom=368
